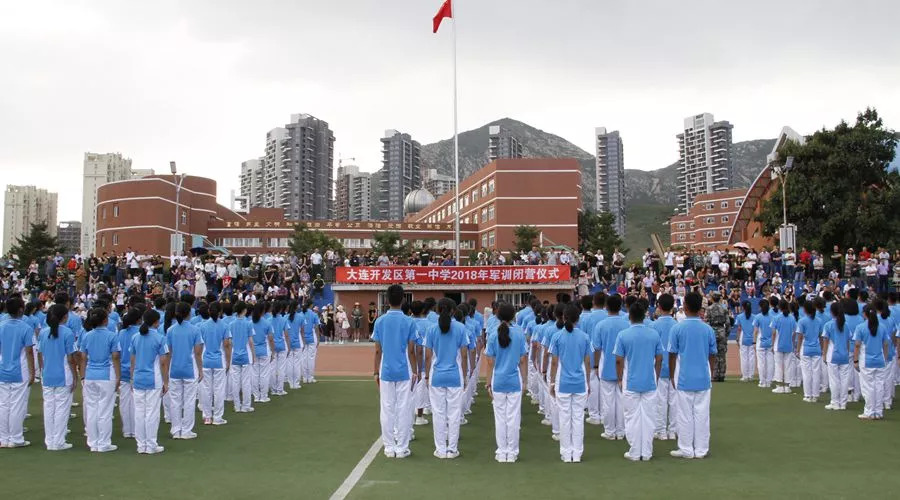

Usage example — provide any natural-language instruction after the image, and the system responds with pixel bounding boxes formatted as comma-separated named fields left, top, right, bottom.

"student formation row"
left=372, top=286, right=718, bottom=463
left=0, top=292, right=324, bottom=452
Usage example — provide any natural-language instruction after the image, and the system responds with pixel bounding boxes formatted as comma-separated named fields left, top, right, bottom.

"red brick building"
left=669, top=188, right=745, bottom=249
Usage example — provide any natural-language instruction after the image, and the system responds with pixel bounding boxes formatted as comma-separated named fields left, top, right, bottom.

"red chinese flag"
left=433, top=0, right=452, bottom=33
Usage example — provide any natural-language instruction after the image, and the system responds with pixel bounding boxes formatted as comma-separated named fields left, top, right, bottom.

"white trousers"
left=0, top=381, right=29, bottom=446
left=200, top=368, right=227, bottom=420
left=430, top=385, right=464, bottom=454
left=379, top=379, right=412, bottom=454
left=600, top=379, right=624, bottom=436
left=270, top=351, right=287, bottom=393
left=119, top=381, right=134, bottom=437
left=587, top=370, right=601, bottom=420
left=774, top=351, right=790, bottom=384
left=230, top=364, right=253, bottom=411
left=789, top=353, right=801, bottom=387
left=133, top=388, right=162, bottom=452
left=287, top=348, right=303, bottom=388
left=413, top=376, right=428, bottom=411
left=849, top=363, right=861, bottom=400
left=252, top=356, right=271, bottom=401
left=739, top=345, right=756, bottom=379
left=169, top=378, right=198, bottom=437
left=549, top=380, right=560, bottom=434
left=557, top=391, right=587, bottom=461
left=302, top=344, right=318, bottom=382
left=819, top=357, right=829, bottom=392
left=757, top=349, right=774, bottom=387
left=827, top=363, right=850, bottom=407
left=84, top=379, right=116, bottom=450
left=860, top=366, right=885, bottom=418
left=623, top=389, right=658, bottom=460
left=882, top=360, right=895, bottom=409
left=800, top=355, right=821, bottom=399
left=225, top=363, right=233, bottom=401
left=675, top=389, right=711, bottom=458
left=492, top=391, right=522, bottom=458
left=655, top=379, right=677, bottom=435
left=42, top=385, right=72, bottom=449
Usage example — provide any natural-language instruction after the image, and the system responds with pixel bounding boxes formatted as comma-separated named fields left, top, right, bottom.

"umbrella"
left=190, top=247, right=209, bottom=255
left=733, top=242, right=750, bottom=250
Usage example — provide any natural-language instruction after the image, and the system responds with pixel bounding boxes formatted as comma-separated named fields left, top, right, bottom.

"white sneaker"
left=414, top=416, right=429, bottom=426
left=495, top=453, right=506, bottom=463
left=384, top=450, right=396, bottom=458
left=212, top=419, right=228, bottom=426
left=824, top=404, right=837, bottom=410
left=654, top=432, right=667, bottom=440
left=624, top=452, right=641, bottom=462
left=601, top=432, right=617, bottom=441
left=551, top=433, right=560, bottom=441
left=771, top=387, right=782, bottom=393
left=460, top=418, right=468, bottom=425
left=585, top=417, right=602, bottom=425
left=395, top=449, right=411, bottom=458
left=179, top=432, right=198, bottom=440
left=96, top=445, right=118, bottom=453
left=572, top=456, right=582, bottom=463
left=7, top=441, right=31, bottom=448
left=464, top=409, right=472, bottom=416
left=541, top=418, right=551, bottom=426
left=445, top=451, right=460, bottom=459
left=668, top=432, right=677, bottom=440
left=244, top=407, right=255, bottom=413
left=57, top=443, right=73, bottom=451
left=423, top=408, right=432, bottom=415
left=433, top=450, right=446, bottom=459
left=147, top=446, right=165, bottom=454
left=670, top=450, right=693, bottom=459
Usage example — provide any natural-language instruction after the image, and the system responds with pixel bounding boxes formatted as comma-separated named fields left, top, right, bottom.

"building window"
left=721, top=215, right=729, bottom=223
left=181, top=210, right=187, bottom=225
left=102, top=207, right=107, bottom=219
left=488, top=179, right=495, bottom=193
left=678, top=234, right=686, bottom=241
left=481, top=183, right=487, bottom=197
left=481, top=207, right=488, bottom=221
left=488, top=231, right=495, bottom=247
left=472, top=190, right=479, bottom=202
left=473, top=214, right=479, bottom=224
left=736, top=200, right=743, bottom=207
left=113, top=204, right=119, bottom=217
left=678, top=223, right=685, bottom=230
left=112, top=233, right=119, bottom=246
left=488, top=204, right=495, bottom=221
left=705, top=231, right=715, bottom=238
left=496, top=292, right=530, bottom=307
left=481, top=233, right=488, bottom=248
left=722, top=229, right=730, bottom=237
left=705, top=217, right=714, bottom=224
left=689, top=223, right=695, bottom=229
left=721, top=201, right=728, bottom=209
left=705, top=203, right=714, bottom=210
left=101, top=235, right=106, bottom=247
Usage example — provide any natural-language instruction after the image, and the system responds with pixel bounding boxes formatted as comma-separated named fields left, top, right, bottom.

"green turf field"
left=3, top=379, right=900, bottom=499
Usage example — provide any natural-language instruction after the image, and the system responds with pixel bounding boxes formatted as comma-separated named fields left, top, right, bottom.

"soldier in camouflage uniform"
left=706, top=291, right=731, bottom=382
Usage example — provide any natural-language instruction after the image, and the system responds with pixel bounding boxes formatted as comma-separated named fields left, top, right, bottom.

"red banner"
left=335, top=265, right=571, bottom=285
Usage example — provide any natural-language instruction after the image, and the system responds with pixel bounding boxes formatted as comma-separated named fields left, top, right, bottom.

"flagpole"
left=452, top=7, right=461, bottom=266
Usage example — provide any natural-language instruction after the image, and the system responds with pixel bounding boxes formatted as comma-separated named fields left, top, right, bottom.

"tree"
left=579, top=211, right=626, bottom=257
left=513, top=225, right=541, bottom=253
left=756, top=108, right=899, bottom=250
left=287, top=224, right=344, bottom=256
left=9, top=222, right=64, bottom=269
left=371, top=231, right=413, bottom=259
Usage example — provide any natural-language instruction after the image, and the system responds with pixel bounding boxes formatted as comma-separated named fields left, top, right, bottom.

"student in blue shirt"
left=526, top=306, right=546, bottom=410
left=117, top=307, right=143, bottom=439
left=842, top=299, right=864, bottom=403
left=667, top=292, right=716, bottom=460
left=796, top=301, right=823, bottom=402
left=286, top=301, right=305, bottom=390
left=541, top=304, right=565, bottom=439
left=301, top=301, right=320, bottom=384
left=853, top=304, right=891, bottom=420
left=269, top=301, right=290, bottom=397
left=548, top=303, right=592, bottom=463
left=771, top=300, right=798, bottom=394
left=614, top=301, right=663, bottom=462
left=485, top=303, right=527, bottom=463
left=735, top=301, right=756, bottom=382
left=372, top=285, right=418, bottom=459
left=651, top=293, right=678, bottom=441
left=753, top=299, right=775, bottom=388
left=822, top=302, right=852, bottom=410
left=0, top=297, right=36, bottom=448
left=79, top=307, right=121, bottom=452
left=875, top=299, right=896, bottom=411
left=166, top=301, right=204, bottom=439
left=410, top=301, right=431, bottom=427
left=424, top=297, right=468, bottom=459
left=130, top=308, right=170, bottom=454
left=577, top=294, right=601, bottom=426
left=37, top=303, right=78, bottom=450
left=228, top=302, right=255, bottom=413
left=457, top=304, right=478, bottom=424
left=592, top=294, right=630, bottom=440
left=199, top=301, right=231, bottom=426
left=249, top=301, right=274, bottom=403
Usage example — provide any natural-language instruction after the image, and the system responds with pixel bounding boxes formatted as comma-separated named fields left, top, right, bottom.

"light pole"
left=170, top=161, right=186, bottom=256
left=773, top=156, right=796, bottom=251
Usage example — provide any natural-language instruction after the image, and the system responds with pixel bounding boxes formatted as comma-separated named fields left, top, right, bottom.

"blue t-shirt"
left=288, top=313, right=304, bottom=349
left=271, top=315, right=288, bottom=352
left=668, top=317, right=716, bottom=391
left=516, top=307, right=535, bottom=327
left=879, top=316, right=896, bottom=361
left=797, top=314, right=822, bottom=356
left=651, top=315, right=677, bottom=378
left=736, top=313, right=756, bottom=346
left=0, top=318, right=35, bottom=383
left=130, top=332, right=169, bottom=390
left=80, top=326, right=120, bottom=381
left=66, top=313, right=83, bottom=340
left=424, top=321, right=468, bottom=388
left=166, top=321, right=203, bottom=379
left=853, top=322, right=889, bottom=369
left=577, top=311, right=597, bottom=366
left=302, top=310, right=319, bottom=344
left=485, top=325, right=527, bottom=393
left=371, top=310, right=416, bottom=382
left=228, top=317, right=253, bottom=366
left=592, top=314, right=630, bottom=381
left=250, top=318, right=274, bottom=358
left=37, top=325, right=75, bottom=387
left=108, top=311, right=121, bottom=331
left=200, top=319, right=230, bottom=369
left=753, top=312, right=775, bottom=349
left=117, top=325, right=140, bottom=382
left=613, top=324, right=663, bottom=393
left=549, top=327, right=592, bottom=394
left=821, top=320, right=850, bottom=365
left=771, top=314, right=797, bottom=353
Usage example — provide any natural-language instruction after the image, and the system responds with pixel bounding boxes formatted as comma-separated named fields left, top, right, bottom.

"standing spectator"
left=367, top=302, right=378, bottom=340
left=351, top=303, right=363, bottom=343
left=310, top=249, right=323, bottom=278
left=830, top=246, right=843, bottom=275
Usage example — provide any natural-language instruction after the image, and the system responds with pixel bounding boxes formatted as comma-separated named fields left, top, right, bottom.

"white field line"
left=329, top=438, right=383, bottom=500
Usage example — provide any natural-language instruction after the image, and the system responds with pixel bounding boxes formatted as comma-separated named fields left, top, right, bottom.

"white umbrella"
left=733, top=242, right=750, bottom=250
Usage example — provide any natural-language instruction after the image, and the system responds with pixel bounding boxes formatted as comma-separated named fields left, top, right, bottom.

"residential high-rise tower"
left=676, top=113, right=733, bottom=214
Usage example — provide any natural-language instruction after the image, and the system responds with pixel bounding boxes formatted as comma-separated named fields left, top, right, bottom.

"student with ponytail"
left=301, top=301, right=320, bottom=384
left=0, top=297, right=35, bottom=448
left=117, top=308, right=143, bottom=438
left=753, top=299, right=775, bottom=388
left=592, top=294, right=629, bottom=440
left=853, top=304, right=890, bottom=420
left=228, top=302, right=255, bottom=413
left=250, top=301, right=274, bottom=403
left=37, top=303, right=77, bottom=450
left=424, top=297, right=468, bottom=459
left=874, top=299, right=896, bottom=411
left=166, top=301, right=204, bottom=439
left=735, top=301, right=756, bottom=382
left=842, top=299, right=864, bottom=402
left=130, top=308, right=169, bottom=454
left=269, top=301, right=290, bottom=396
left=822, top=302, right=851, bottom=410
left=771, top=300, right=797, bottom=394
left=548, top=303, right=592, bottom=463
left=286, top=301, right=304, bottom=390
left=795, top=301, right=823, bottom=402
left=484, top=303, right=527, bottom=463
left=200, top=301, right=231, bottom=426
left=80, top=307, right=121, bottom=452
left=541, top=303, right=566, bottom=441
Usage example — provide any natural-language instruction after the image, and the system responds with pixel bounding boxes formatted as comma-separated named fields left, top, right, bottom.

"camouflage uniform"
left=706, top=301, right=730, bottom=382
